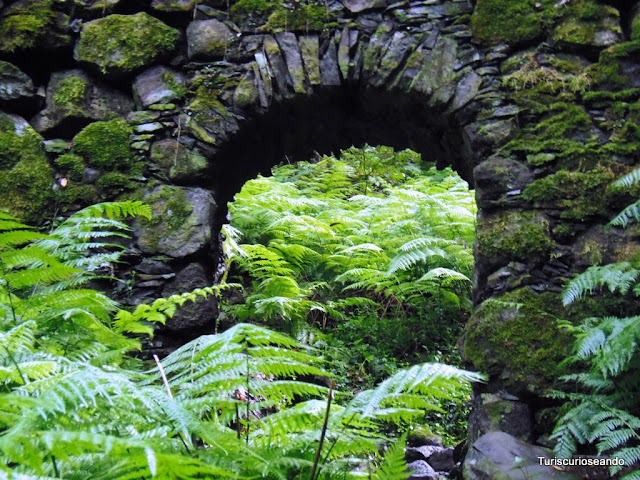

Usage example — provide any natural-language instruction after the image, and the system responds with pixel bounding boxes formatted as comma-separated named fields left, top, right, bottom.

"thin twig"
left=310, top=379, right=335, bottom=480
left=154, top=354, right=173, bottom=399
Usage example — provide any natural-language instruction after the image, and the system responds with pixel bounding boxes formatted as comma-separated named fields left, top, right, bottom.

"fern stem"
left=245, top=353, right=250, bottom=444
left=50, top=455, right=60, bottom=478
left=4, top=346, right=26, bottom=385
left=310, top=379, right=335, bottom=480
left=153, top=354, right=173, bottom=399
left=154, top=354, right=193, bottom=454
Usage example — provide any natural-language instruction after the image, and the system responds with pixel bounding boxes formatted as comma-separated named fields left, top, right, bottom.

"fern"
left=553, top=166, right=640, bottom=478
left=371, top=436, right=409, bottom=480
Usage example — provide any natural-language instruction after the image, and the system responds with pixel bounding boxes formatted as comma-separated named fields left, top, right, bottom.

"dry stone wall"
left=2, top=0, right=640, bottom=452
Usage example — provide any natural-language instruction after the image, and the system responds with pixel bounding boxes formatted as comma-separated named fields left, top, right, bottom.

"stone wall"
left=2, top=0, right=640, bottom=453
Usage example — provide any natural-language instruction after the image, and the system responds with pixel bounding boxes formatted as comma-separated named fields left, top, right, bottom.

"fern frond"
left=563, top=263, right=640, bottom=305
left=612, top=199, right=640, bottom=227
left=371, top=436, right=409, bottom=480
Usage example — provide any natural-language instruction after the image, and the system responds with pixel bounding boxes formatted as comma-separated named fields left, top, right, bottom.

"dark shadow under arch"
left=209, top=86, right=472, bottom=229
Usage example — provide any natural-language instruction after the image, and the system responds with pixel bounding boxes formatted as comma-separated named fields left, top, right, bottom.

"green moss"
left=522, top=168, right=615, bottom=221
left=53, top=76, right=87, bottom=113
left=583, top=88, right=640, bottom=103
left=633, top=11, right=640, bottom=41
left=136, top=185, right=194, bottom=251
left=0, top=119, right=53, bottom=223
left=471, top=0, right=553, bottom=46
left=72, top=119, right=133, bottom=170
left=553, top=4, right=619, bottom=46
left=161, top=71, right=187, bottom=99
left=0, top=119, right=41, bottom=170
left=462, top=288, right=576, bottom=394
left=96, top=172, right=132, bottom=196
left=231, top=0, right=274, bottom=17
left=552, top=18, right=598, bottom=45
left=55, top=153, right=85, bottom=181
left=267, top=3, right=328, bottom=31
left=75, top=13, right=179, bottom=74
left=0, top=0, right=55, bottom=53
left=505, top=103, right=592, bottom=157
left=55, top=184, right=98, bottom=210
left=588, top=41, right=640, bottom=88
left=477, top=211, right=554, bottom=260
left=231, top=0, right=332, bottom=32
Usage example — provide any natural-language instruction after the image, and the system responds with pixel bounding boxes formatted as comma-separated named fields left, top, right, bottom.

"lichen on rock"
left=135, top=185, right=216, bottom=258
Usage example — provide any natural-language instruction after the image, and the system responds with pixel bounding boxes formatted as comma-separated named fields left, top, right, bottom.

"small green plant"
left=0, top=198, right=485, bottom=479
left=552, top=167, right=640, bottom=479
left=224, top=145, right=476, bottom=442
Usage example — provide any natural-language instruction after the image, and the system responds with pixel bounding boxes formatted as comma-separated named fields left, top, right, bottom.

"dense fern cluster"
left=225, top=146, right=476, bottom=380
left=0, top=200, right=484, bottom=479
left=552, top=168, right=640, bottom=479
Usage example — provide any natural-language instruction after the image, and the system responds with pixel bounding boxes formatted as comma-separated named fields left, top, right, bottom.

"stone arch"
left=2, top=0, right=640, bottom=459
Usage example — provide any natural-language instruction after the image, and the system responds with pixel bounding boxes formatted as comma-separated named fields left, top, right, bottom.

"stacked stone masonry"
left=2, top=0, right=640, bottom=471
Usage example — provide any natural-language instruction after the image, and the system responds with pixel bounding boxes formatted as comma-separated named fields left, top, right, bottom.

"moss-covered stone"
left=186, top=85, right=238, bottom=144
left=72, top=119, right=134, bottom=170
left=135, top=185, right=216, bottom=258
left=52, top=75, right=87, bottom=114
left=96, top=171, right=133, bottom=196
left=552, top=4, right=620, bottom=49
left=55, top=184, right=98, bottom=211
left=477, top=211, right=554, bottom=260
left=267, top=3, right=328, bottom=31
left=0, top=114, right=53, bottom=223
left=472, top=0, right=620, bottom=48
left=471, top=0, right=552, bottom=46
left=522, top=168, right=616, bottom=221
left=0, top=0, right=57, bottom=53
left=74, top=13, right=179, bottom=76
left=150, top=139, right=209, bottom=182
left=55, top=153, right=85, bottom=181
left=462, top=288, right=573, bottom=395
left=633, top=8, right=640, bottom=42
left=230, top=0, right=332, bottom=32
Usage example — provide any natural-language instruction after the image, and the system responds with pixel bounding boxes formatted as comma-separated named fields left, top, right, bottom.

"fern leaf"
left=371, top=436, right=409, bottom=480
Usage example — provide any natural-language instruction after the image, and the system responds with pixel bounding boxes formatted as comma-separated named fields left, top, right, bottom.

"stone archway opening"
left=209, top=85, right=473, bottom=231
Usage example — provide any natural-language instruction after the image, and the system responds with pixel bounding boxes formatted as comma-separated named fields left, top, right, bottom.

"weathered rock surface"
left=133, top=66, right=186, bottom=108
left=161, top=263, right=217, bottom=331
left=135, top=185, right=216, bottom=258
left=0, top=61, right=36, bottom=111
left=467, top=393, right=532, bottom=445
left=187, top=19, right=235, bottom=59
left=150, top=138, right=209, bottom=182
left=463, top=432, right=581, bottom=480
left=32, top=70, right=134, bottom=135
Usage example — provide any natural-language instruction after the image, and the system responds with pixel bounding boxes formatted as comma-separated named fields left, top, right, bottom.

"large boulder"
left=463, top=432, right=581, bottom=480
left=161, top=263, right=217, bottom=332
left=462, top=288, right=573, bottom=396
left=74, top=12, right=180, bottom=78
left=135, top=185, right=216, bottom=258
left=32, top=70, right=134, bottom=135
